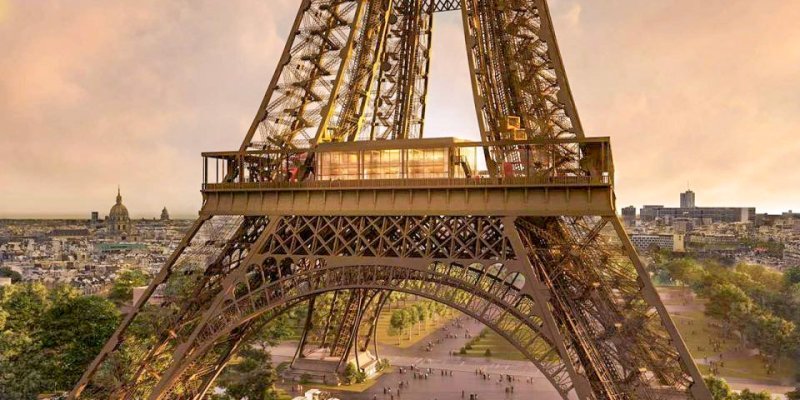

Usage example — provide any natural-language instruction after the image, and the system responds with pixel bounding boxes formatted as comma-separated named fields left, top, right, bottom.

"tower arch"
left=151, top=260, right=575, bottom=399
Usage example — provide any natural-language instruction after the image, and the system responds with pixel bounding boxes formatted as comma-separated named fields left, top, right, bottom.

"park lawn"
left=659, top=286, right=797, bottom=383
left=669, top=308, right=736, bottom=360
left=458, top=328, right=561, bottom=362
left=716, top=357, right=796, bottom=382
left=376, top=302, right=459, bottom=349
left=460, top=329, right=527, bottom=361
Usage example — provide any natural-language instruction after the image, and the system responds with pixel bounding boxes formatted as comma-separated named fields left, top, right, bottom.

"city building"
left=108, top=187, right=132, bottom=236
left=640, top=205, right=664, bottom=222
left=621, top=206, right=636, bottom=226
left=654, top=207, right=754, bottom=223
left=672, top=218, right=693, bottom=233
left=0, top=218, right=193, bottom=294
left=785, top=244, right=800, bottom=267
left=160, top=207, right=170, bottom=221
left=639, top=191, right=754, bottom=223
left=90, top=211, right=99, bottom=226
left=680, top=190, right=695, bottom=208
left=630, top=233, right=686, bottom=252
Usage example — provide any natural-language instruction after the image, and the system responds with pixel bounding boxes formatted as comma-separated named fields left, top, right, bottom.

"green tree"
left=389, top=309, right=407, bottom=344
left=343, top=361, right=358, bottom=385
left=0, top=282, right=48, bottom=331
left=734, top=388, right=771, bottom=400
left=0, top=306, right=7, bottom=330
left=39, top=296, right=120, bottom=388
left=414, top=304, right=428, bottom=331
left=786, top=266, right=800, bottom=287
left=704, top=376, right=732, bottom=400
left=216, top=347, right=279, bottom=400
left=0, top=284, right=120, bottom=399
left=0, top=266, right=22, bottom=283
left=47, top=284, right=81, bottom=307
left=664, top=258, right=707, bottom=286
left=108, top=269, right=149, bottom=303
left=705, top=283, right=752, bottom=329
left=256, top=313, right=295, bottom=348
left=406, top=307, right=419, bottom=339
left=746, top=312, right=795, bottom=372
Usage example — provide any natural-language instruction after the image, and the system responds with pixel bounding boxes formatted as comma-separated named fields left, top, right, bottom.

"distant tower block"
left=72, top=1, right=712, bottom=399
left=160, top=207, right=170, bottom=221
left=680, top=190, right=696, bottom=208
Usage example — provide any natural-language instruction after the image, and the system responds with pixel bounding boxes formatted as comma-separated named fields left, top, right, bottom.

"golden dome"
left=109, top=187, right=130, bottom=219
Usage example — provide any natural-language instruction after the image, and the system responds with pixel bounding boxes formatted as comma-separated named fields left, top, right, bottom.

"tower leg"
left=609, top=216, right=712, bottom=400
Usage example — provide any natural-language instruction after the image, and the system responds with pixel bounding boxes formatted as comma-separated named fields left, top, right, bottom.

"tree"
left=405, top=308, right=418, bottom=339
left=663, top=258, right=706, bottom=286
left=786, top=266, right=800, bottom=287
left=343, top=362, right=358, bottom=385
left=414, top=304, right=428, bottom=332
left=108, top=269, right=149, bottom=303
left=0, top=306, right=6, bottom=330
left=0, top=282, right=48, bottom=331
left=254, top=313, right=295, bottom=349
left=734, top=389, right=771, bottom=400
left=216, top=347, right=279, bottom=400
left=0, top=266, right=22, bottom=283
left=0, top=284, right=119, bottom=399
left=704, top=376, right=732, bottom=400
left=705, top=283, right=752, bottom=330
left=389, top=310, right=407, bottom=344
left=47, top=284, right=81, bottom=307
left=746, top=312, right=795, bottom=372
left=39, top=295, right=120, bottom=388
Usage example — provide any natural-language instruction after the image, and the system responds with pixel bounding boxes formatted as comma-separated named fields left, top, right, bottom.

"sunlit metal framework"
left=71, top=0, right=712, bottom=399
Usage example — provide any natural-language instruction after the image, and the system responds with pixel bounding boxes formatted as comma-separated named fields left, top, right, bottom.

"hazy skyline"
left=2, top=0, right=800, bottom=218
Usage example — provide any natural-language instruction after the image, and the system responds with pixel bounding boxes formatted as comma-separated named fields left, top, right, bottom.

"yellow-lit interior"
left=316, top=146, right=477, bottom=180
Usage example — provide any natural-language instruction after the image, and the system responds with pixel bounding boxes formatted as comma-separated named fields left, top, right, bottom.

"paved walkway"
left=273, top=317, right=561, bottom=399
left=272, top=311, right=797, bottom=398
left=319, top=369, right=562, bottom=400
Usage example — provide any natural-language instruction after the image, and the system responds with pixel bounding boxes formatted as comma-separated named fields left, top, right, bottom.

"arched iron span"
left=156, top=261, right=574, bottom=399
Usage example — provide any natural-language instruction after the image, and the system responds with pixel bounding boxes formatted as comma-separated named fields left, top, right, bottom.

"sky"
left=1, top=0, right=800, bottom=218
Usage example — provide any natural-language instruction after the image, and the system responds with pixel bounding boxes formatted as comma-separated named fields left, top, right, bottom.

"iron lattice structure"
left=71, top=0, right=712, bottom=399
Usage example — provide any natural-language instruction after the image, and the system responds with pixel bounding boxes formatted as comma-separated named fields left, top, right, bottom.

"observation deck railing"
left=201, top=137, right=613, bottom=192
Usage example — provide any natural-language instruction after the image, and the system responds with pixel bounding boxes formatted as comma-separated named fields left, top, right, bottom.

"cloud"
left=564, top=3, right=582, bottom=28
left=0, top=0, right=293, bottom=217
left=1, top=1, right=799, bottom=217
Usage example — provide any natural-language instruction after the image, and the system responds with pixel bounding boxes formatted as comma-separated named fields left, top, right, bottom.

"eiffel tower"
left=71, top=1, right=712, bottom=399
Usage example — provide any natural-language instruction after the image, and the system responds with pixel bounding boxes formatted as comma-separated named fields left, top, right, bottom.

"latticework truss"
left=70, top=0, right=712, bottom=399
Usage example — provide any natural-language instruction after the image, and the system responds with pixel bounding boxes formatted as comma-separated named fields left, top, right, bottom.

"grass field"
left=375, top=301, right=458, bottom=349
left=454, top=286, right=796, bottom=385
left=658, top=286, right=796, bottom=382
left=460, top=328, right=527, bottom=361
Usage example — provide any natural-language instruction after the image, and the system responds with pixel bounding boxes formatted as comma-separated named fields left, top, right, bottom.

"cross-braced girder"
left=71, top=0, right=713, bottom=398
left=72, top=213, right=710, bottom=400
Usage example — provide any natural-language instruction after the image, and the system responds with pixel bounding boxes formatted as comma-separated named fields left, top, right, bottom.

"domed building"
left=160, top=206, right=170, bottom=221
left=108, top=187, right=132, bottom=236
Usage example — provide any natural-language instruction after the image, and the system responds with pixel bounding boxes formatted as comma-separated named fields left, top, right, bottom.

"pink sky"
left=1, top=0, right=800, bottom=218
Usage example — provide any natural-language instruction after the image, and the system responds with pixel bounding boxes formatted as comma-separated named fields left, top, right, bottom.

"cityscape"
left=1, top=1, right=799, bottom=400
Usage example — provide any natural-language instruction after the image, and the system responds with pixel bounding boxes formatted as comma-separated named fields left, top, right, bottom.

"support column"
left=503, top=217, right=594, bottom=400
left=608, top=216, right=712, bottom=400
